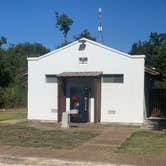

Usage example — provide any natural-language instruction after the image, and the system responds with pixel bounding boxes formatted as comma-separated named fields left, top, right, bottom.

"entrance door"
left=70, top=87, right=90, bottom=122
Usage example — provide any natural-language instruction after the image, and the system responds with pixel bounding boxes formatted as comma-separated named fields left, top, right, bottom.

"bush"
left=0, top=85, right=26, bottom=108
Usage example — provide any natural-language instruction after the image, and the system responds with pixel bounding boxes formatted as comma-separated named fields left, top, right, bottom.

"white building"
left=27, top=38, right=145, bottom=124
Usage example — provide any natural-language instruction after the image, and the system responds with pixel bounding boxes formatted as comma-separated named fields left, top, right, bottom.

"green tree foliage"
left=0, top=43, right=49, bottom=87
left=56, top=29, right=96, bottom=49
left=0, top=36, right=7, bottom=57
left=0, top=36, right=7, bottom=48
left=6, top=43, right=50, bottom=73
left=0, top=39, right=50, bottom=108
left=130, top=32, right=166, bottom=74
left=55, top=11, right=73, bottom=44
left=0, top=85, right=25, bottom=108
left=74, top=29, right=96, bottom=41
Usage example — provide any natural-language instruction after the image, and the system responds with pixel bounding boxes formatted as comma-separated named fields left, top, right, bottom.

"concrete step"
left=142, top=119, right=166, bottom=130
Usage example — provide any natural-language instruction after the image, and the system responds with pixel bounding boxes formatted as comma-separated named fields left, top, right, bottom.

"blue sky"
left=0, top=0, right=165, bottom=52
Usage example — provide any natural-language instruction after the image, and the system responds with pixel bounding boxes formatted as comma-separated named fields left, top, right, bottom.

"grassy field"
left=117, top=130, right=166, bottom=156
left=0, top=125, right=98, bottom=149
left=0, top=112, right=26, bottom=121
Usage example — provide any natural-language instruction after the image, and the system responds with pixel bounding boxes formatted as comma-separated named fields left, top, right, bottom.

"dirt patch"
left=0, top=123, right=165, bottom=166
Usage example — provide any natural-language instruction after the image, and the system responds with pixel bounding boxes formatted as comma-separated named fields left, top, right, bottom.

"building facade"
left=27, top=38, right=145, bottom=123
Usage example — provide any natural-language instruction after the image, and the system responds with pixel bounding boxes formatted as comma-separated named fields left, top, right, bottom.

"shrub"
left=0, top=85, right=26, bottom=108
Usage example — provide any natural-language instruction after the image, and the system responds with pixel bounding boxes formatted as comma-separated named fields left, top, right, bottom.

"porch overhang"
left=56, top=72, right=103, bottom=78
left=145, top=67, right=166, bottom=82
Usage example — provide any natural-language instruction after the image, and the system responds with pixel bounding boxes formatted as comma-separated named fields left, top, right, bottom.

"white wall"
left=28, top=39, right=144, bottom=123
left=28, top=62, right=58, bottom=121
left=101, top=59, right=144, bottom=123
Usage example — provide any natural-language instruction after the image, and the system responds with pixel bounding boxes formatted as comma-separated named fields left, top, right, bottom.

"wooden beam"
left=94, top=77, right=101, bottom=123
left=57, top=78, right=66, bottom=122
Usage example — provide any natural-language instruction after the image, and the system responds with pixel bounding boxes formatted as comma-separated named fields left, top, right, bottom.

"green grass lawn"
left=117, top=130, right=166, bottom=156
left=0, top=125, right=98, bottom=149
left=0, top=112, right=26, bottom=121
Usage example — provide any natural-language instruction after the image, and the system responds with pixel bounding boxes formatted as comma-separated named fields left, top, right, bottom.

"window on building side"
left=45, top=75, right=57, bottom=83
left=103, top=74, right=124, bottom=83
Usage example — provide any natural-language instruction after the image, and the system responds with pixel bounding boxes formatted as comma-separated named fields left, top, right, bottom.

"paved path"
left=0, top=118, right=26, bottom=124
left=77, top=126, right=134, bottom=151
left=0, top=155, right=131, bottom=166
left=66, top=126, right=138, bottom=164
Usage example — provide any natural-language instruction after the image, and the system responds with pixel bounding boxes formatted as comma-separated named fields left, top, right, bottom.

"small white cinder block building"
left=27, top=38, right=145, bottom=124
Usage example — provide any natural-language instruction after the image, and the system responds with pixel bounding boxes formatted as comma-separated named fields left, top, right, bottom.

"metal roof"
left=145, top=67, right=166, bottom=82
left=145, top=67, right=160, bottom=76
left=56, top=72, right=102, bottom=78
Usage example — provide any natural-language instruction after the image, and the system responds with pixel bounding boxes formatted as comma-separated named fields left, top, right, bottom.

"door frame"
left=57, top=78, right=66, bottom=122
left=57, top=76, right=101, bottom=123
left=94, top=77, right=101, bottom=123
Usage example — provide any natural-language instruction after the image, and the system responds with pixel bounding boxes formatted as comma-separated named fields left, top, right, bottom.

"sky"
left=0, top=0, right=166, bottom=52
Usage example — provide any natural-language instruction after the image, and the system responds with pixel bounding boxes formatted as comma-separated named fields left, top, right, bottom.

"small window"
left=79, top=57, right=88, bottom=64
left=46, top=75, right=57, bottom=83
left=103, top=74, right=124, bottom=83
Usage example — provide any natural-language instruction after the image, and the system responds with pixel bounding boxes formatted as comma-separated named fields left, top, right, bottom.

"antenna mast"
left=98, top=8, right=103, bottom=43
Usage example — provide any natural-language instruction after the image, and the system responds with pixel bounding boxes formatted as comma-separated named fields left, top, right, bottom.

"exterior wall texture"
left=28, top=39, right=145, bottom=123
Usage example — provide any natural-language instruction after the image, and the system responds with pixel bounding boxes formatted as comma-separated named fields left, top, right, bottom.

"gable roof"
left=27, top=38, right=145, bottom=61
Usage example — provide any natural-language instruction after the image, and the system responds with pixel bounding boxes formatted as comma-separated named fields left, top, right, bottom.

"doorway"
left=70, top=87, right=90, bottom=122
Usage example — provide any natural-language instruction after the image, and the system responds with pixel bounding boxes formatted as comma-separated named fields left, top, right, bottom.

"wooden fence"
left=149, top=89, right=166, bottom=117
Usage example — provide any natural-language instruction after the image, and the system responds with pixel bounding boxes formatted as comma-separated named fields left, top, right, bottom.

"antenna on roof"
left=98, top=8, right=104, bottom=44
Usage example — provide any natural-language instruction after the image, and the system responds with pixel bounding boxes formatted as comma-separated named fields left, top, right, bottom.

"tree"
left=0, top=36, right=7, bottom=57
left=73, top=29, right=96, bottom=41
left=0, top=36, right=7, bottom=48
left=0, top=40, right=50, bottom=108
left=55, top=11, right=73, bottom=44
left=130, top=32, right=166, bottom=74
left=56, top=29, right=96, bottom=49
left=5, top=43, right=50, bottom=79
